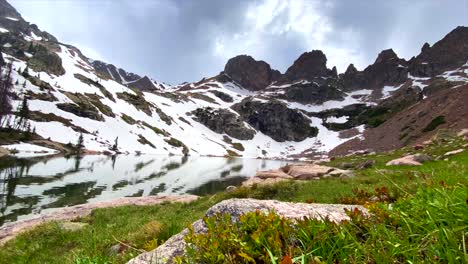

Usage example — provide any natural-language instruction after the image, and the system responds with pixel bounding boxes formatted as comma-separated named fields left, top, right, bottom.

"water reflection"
left=0, top=154, right=292, bottom=225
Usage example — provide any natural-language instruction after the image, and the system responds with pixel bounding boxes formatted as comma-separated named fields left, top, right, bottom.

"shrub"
left=422, top=116, right=445, bottom=132
left=180, top=183, right=467, bottom=263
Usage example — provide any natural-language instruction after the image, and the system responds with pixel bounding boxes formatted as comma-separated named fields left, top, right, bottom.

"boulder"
left=242, top=177, right=289, bottom=187
left=285, top=164, right=334, bottom=180
left=0, top=147, right=10, bottom=158
left=457, top=129, right=468, bottom=137
left=357, top=159, right=375, bottom=170
left=386, top=154, right=426, bottom=166
left=225, top=186, right=237, bottom=192
left=443, top=149, right=464, bottom=157
left=324, top=169, right=354, bottom=178
left=412, top=153, right=433, bottom=163
left=127, top=199, right=366, bottom=264
left=255, top=169, right=292, bottom=179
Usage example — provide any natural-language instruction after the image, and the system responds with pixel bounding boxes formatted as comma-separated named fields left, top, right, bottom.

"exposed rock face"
left=0, top=0, right=57, bottom=42
left=409, top=26, right=468, bottom=77
left=283, top=50, right=333, bottom=81
left=330, top=84, right=468, bottom=156
left=92, top=61, right=165, bottom=91
left=56, top=103, right=104, bottom=121
left=127, top=76, right=161, bottom=92
left=128, top=199, right=366, bottom=264
left=223, top=55, right=280, bottom=91
left=342, top=49, right=408, bottom=91
left=209, top=90, right=233, bottom=102
left=280, top=79, right=345, bottom=104
left=191, top=107, right=256, bottom=140
left=232, top=98, right=318, bottom=142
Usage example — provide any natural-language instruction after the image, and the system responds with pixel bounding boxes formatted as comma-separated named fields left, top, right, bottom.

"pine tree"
left=27, top=42, right=34, bottom=53
left=111, top=136, right=119, bottom=152
left=16, top=96, right=30, bottom=131
left=22, top=80, right=26, bottom=88
left=76, top=133, right=84, bottom=153
left=0, top=63, right=13, bottom=128
left=17, top=67, right=22, bottom=74
left=15, top=79, right=18, bottom=85
left=22, top=66, right=29, bottom=78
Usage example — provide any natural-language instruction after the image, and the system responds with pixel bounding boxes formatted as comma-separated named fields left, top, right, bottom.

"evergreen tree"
left=76, top=133, right=84, bottom=153
left=22, top=66, right=29, bottom=78
left=16, top=96, right=30, bottom=130
left=22, top=80, right=26, bottom=88
left=0, top=63, right=13, bottom=128
left=27, top=42, right=34, bottom=53
left=111, top=136, right=119, bottom=152
left=15, top=79, right=18, bottom=85
left=17, top=67, right=22, bottom=74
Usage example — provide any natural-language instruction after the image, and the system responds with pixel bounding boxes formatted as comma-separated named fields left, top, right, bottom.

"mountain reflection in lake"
left=0, top=154, right=293, bottom=225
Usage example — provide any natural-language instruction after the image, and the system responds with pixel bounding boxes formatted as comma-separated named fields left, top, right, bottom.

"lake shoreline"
left=0, top=194, right=198, bottom=245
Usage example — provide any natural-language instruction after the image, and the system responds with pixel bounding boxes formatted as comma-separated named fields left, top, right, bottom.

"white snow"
left=0, top=27, right=9, bottom=33
left=382, top=84, right=403, bottom=98
left=30, top=31, right=42, bottom=41
left=2, top=143, right=59, bottom=158
left=326, top=116, right=348, bottom=123
left=5, top=16, right=19, bottom=21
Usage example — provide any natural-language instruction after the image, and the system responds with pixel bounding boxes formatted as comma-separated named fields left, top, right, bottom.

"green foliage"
left=0, top=135, right=466, bottom=263
left=231, top=142, right=245, bottom=152
left=422, top=115, right=446, bottom=132
left=181, top=183, right=468, bottom=263
left=165, top=137, right=189, bottom=155
left=182, top=211, right=297, bottom=263
left=120, top=113, right=136, bottom=125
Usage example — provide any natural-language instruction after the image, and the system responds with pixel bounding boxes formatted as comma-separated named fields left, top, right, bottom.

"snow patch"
left=2, top=143, right=59, bottom=158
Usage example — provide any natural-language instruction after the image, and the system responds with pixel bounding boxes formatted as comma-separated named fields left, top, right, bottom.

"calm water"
left=0, top=154, right=293, bottom=226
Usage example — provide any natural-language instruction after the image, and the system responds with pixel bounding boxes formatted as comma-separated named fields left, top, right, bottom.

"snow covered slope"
left=0, top=0, right=467, bottom=159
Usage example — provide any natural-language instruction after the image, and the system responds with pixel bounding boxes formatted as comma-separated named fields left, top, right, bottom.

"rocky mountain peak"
left=344, top=64, right=358, bottom=75
left=283, top=50, right=331, bottom=81
left=410, top=26, right=468, bottom=77
left=223, top=55, right=280, bottom=91
left=0, top=0, right=20, bottom=19
left=421, top=42, right=431, bottom=53
left=374, top=49, right=399, bottom=64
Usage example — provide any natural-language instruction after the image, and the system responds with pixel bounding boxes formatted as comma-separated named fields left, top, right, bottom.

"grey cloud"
left=9, top=0, right=468, bottom=84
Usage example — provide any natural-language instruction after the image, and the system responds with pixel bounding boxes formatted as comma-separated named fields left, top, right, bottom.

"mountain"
left=0, top=0, right=467, bottom=159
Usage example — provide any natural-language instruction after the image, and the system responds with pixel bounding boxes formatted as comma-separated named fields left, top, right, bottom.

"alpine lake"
left=0, top=154, right=294, bottom=226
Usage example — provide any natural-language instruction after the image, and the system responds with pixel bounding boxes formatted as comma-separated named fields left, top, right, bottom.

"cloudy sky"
left=10, top=0, right=468, bottom=84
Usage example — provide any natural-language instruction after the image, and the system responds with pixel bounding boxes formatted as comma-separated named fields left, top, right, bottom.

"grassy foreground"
left=0, top=134, right=467, bottom=263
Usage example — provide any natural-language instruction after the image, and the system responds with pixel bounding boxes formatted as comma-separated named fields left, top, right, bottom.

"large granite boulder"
left=191, top=107, right=256, bottom=140
left=223, top=55, right=281, bottom=91
left=127, top=199, right=366, bottom=264
left=232, top=98, right=318, bottom=142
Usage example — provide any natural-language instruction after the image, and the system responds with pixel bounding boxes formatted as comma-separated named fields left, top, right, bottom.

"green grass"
left=0, top=134, right=466, bottom=263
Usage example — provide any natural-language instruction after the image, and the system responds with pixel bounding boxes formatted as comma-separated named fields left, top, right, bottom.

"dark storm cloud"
left=9, top=0, right=468, bottom=84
